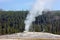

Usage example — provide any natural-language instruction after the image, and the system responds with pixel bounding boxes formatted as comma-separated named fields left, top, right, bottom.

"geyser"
left=24, top=0, right=53, bottom=32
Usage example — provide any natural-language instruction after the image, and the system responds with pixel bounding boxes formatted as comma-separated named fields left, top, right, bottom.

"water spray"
left=24, top=0, right=53, bottom=32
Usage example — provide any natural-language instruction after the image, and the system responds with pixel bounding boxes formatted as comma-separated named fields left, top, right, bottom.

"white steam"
left=24, top=0, right=53, bottom=32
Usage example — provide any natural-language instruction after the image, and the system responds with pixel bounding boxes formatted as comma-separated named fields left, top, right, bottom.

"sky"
left=0, top=0, right=60, bottom=11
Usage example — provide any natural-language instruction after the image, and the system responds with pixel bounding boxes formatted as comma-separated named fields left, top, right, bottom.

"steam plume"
left=24, top=0, right=53, bottom=32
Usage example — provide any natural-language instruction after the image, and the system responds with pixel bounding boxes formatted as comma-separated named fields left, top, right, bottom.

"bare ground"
left=0, top=32, right=60, bottom=39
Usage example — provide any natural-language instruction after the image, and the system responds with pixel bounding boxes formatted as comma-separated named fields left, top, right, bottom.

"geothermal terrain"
left=0, top=32, right=60, bottom=39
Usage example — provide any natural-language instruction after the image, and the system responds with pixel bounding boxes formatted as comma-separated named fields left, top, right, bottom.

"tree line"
left=0, top=10, right=60, bottom=35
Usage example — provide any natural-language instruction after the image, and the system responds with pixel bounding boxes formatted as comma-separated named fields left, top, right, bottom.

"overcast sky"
left=0, top=0, right=60, bottom=11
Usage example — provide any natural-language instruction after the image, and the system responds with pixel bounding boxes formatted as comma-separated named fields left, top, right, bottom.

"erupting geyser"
left=24, top=0, right=53, bottom=32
